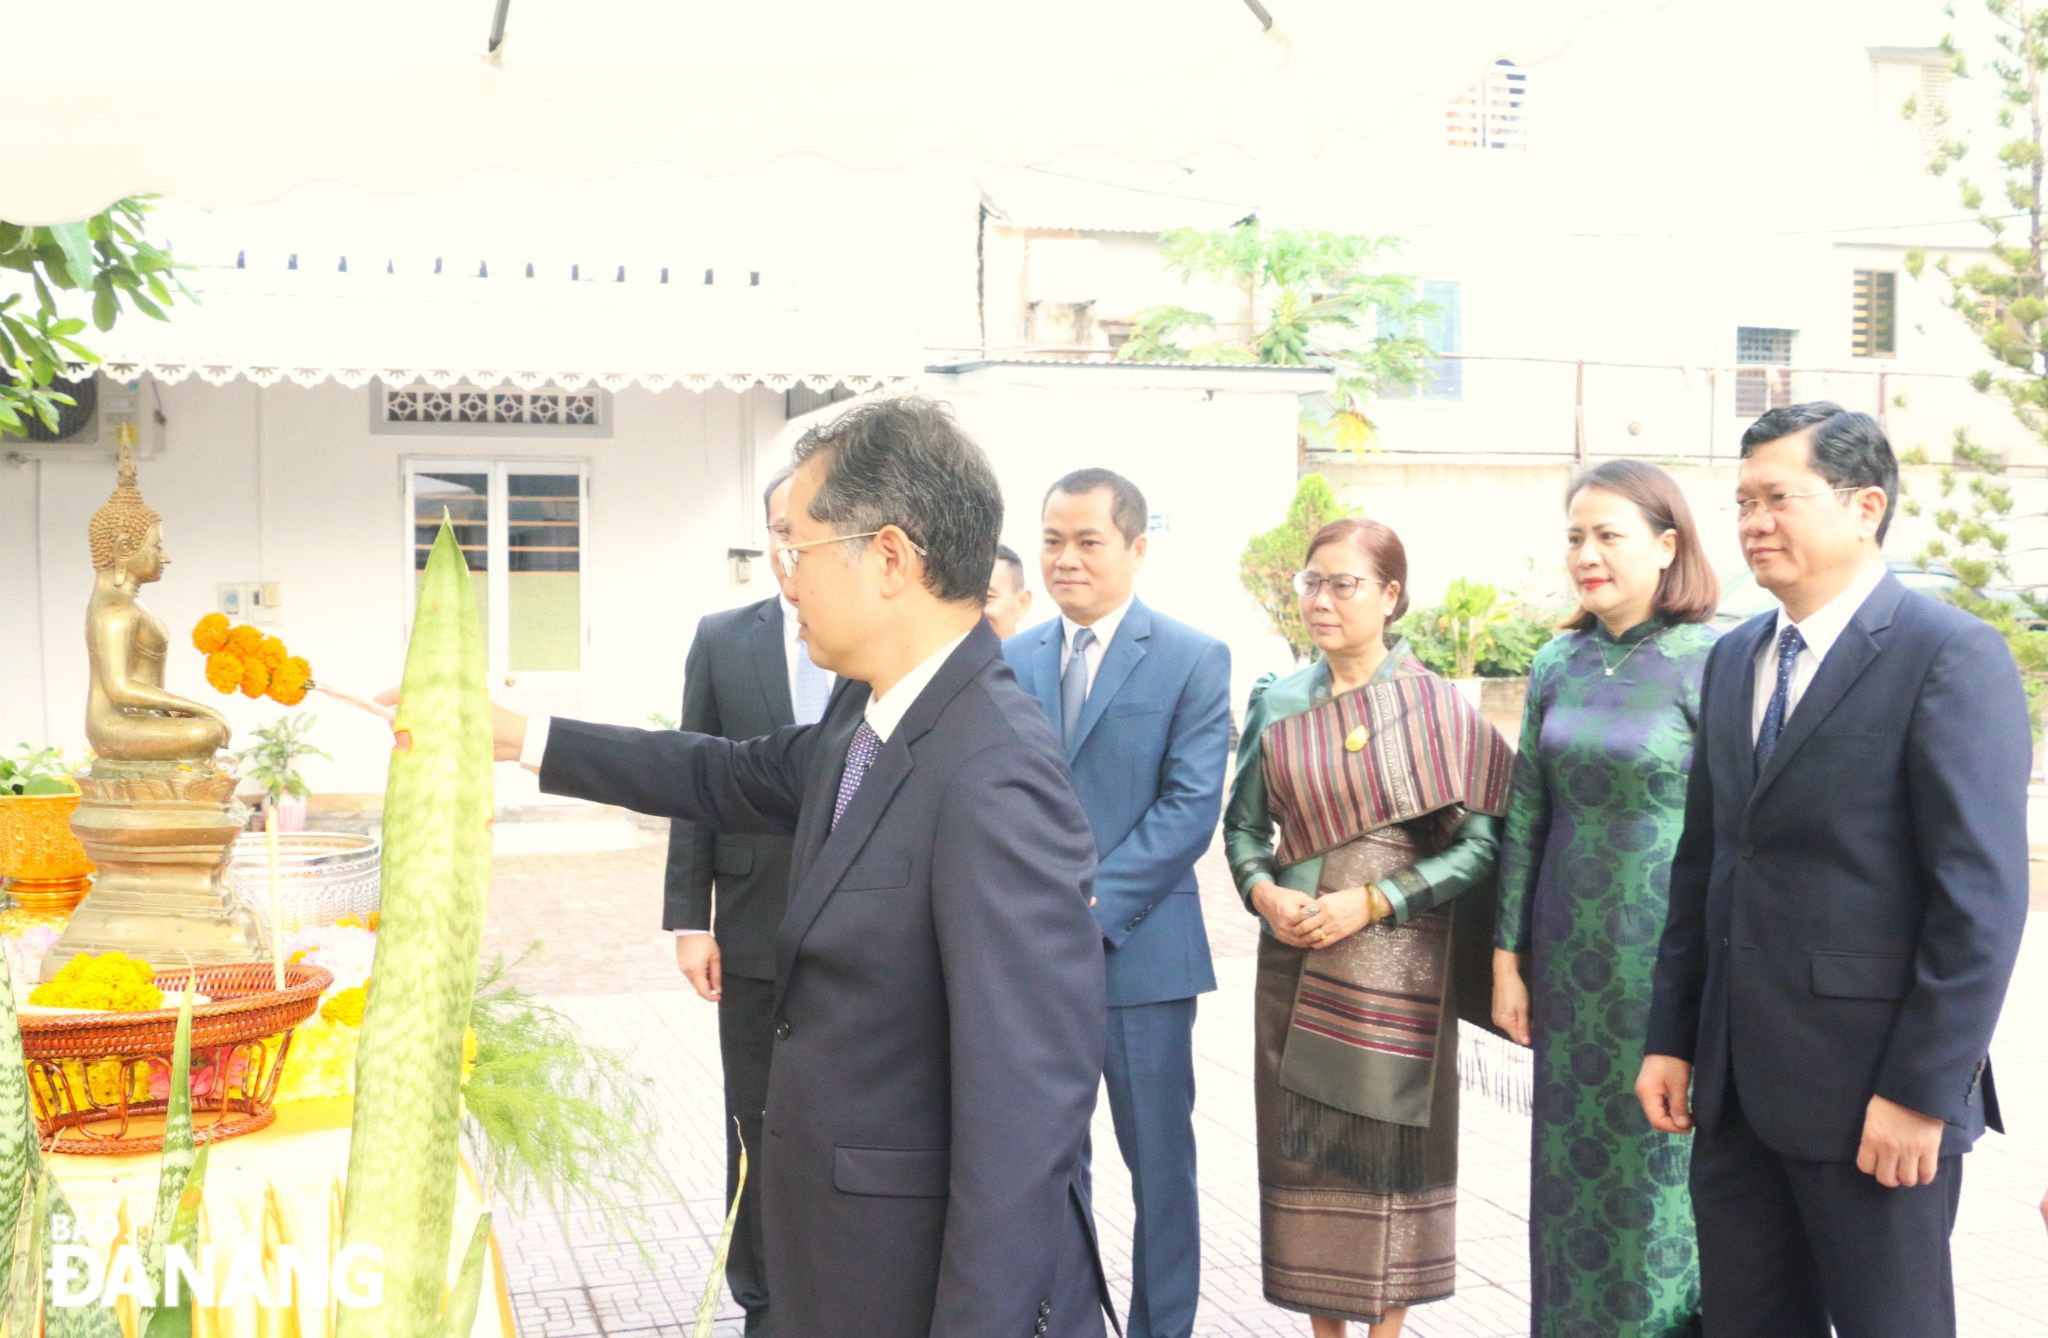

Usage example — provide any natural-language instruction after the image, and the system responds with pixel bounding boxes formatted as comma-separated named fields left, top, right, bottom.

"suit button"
left=1035, top=1323, right=1047, bottom=1335
left=773, top=1019, right=791, bottom=1041
left=1720, top=937, right=1730, bottom=948
left=1739, top=842, right=1755, bottom=858
left=1039, top=1301, right=1050, bottom=1316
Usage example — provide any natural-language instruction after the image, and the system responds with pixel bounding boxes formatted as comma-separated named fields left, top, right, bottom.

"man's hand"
left=373, top=687, right=528, bottom=761
left=1857, top=1095, right=1944, bottom=1188
left=1294, top=887, right=1374, bottom=950
left=1249, top=882, right=1319, bottom=948
left=675, top=934, right=722, bottom=1003
left=1492, top=949, right=1533, bottom=1047
left=1636, top=1054, right=1695, bottom=1134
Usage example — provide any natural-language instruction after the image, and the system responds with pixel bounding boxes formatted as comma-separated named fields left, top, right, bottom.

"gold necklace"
left=1598, top=624, right=1667, bottom=677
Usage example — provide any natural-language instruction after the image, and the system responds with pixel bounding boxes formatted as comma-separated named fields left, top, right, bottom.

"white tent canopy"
left=7, top=0, right=1668, bottom=224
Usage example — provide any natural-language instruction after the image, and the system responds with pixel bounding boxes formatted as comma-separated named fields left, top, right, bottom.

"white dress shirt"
left=781, top=593, right=834, bottom=714
left=1059, top=595, right=1135, bottom=693
left=863, top=630, right=972, bottom=742
left=1751, top=556, right=1888, bottom=743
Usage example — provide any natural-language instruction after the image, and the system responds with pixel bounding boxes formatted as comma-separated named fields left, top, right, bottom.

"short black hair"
left=992, top=543, right=1026, bottom=592
left=791, top=396, right=1001, bottom=605
left=761, top=464, right=796, bottom=524
left=1044, top=468, right=1147, bottom=544
left=1740, top=402, right=1899, bottom=544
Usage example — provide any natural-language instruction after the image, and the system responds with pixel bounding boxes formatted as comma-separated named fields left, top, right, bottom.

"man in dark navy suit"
left=509, top=397, right=1111, bottom=1338
left=663, top=464, right=830, bottom=1334
left=1005, top=469, right=1229, bottom=1338
left=1638, top=403, right=2030, bottom=1337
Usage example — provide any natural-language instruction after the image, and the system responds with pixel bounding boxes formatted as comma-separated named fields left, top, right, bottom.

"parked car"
left=1714, top=556, right=2048, bottom=629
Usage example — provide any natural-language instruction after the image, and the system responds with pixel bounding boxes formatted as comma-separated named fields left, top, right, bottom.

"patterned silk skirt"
left=1254, top=828, right=1460, bottom=1323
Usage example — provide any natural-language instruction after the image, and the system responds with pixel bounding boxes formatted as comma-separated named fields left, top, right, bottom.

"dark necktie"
left=831, top=721, right=882, bottom=830
left=1755, top=623, right=1806, bottom=772
left=1061, top=626, right=1096, bottom=744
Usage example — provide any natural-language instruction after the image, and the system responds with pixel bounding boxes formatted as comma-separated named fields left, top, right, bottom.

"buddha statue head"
left=89, top=447, right=167, bottom=586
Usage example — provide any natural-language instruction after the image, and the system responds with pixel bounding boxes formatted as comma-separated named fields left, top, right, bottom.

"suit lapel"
left=754, top=600, right=796, bottom=728
left=773, top=691, right=861, bottom=1008
left=772, top=625, right=1001, bottom=1012
left=1067, top=600, right=1151, bottom=760
left=1719, top=614, right=1772, bottom=794
left=1748, top=575, right=1903, bottom=808
left=1031, top=621, right=1064, bottom=739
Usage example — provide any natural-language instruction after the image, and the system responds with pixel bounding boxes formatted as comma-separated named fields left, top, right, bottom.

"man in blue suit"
left=1637, top=404, right=2031, bottom=1337
left=1005, top=468, right=1231, bottom=1338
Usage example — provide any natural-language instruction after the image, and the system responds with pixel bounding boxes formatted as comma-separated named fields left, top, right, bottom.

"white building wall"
left=1, top=379, right=791, bottom=798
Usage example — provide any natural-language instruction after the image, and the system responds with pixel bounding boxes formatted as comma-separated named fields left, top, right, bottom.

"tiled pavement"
left=476, top=815, right=2048, bottom=1337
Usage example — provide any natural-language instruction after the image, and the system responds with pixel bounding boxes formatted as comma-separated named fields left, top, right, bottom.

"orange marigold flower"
left=240, top=659, right=272, bottom=699
left=257, top=636, right=287, bottom=670
left=268, top=656, right=312, bottom=706
left=205, top=651, right=244, bottom=694
left=226, top=626, right=265, bottom=659
left=193, top=613, right=231, bottom=654
left=365, top=911, right=380, bottom=932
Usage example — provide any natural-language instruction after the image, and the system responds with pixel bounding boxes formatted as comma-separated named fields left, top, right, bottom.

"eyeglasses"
left=1727, top=487, right=1863, bottom=521
left=1293, top=572, right=1385, bottom=601
left=774, top=529, right=927, bottom=580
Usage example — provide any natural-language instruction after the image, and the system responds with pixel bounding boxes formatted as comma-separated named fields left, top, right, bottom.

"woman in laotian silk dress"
left=1492, top=460, right=1720, bottom=1337
left=1225, top=518, right=1512, bottom=1338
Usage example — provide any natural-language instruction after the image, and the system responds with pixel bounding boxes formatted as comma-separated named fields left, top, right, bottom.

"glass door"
left=406, top=461, right=588, bottom=799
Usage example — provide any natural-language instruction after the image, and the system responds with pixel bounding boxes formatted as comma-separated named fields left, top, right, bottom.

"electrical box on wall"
left=728, top=547, right=763, bottom=588
left=216, top=582, right=284, bottom=623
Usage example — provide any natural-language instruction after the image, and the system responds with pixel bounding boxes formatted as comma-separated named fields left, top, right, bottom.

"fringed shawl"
left=1260, top=650, right=1514, bottom=1190
left=1264, top=649, right=1512, bottom=868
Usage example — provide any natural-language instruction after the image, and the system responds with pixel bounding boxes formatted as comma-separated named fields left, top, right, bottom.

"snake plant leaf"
left=691, top=1134, right=746, bottom=1338
left=439, top=1210, right=491, bottom=1338
left=336, top=518, right=494, bottom=1335
left=11, top=1171, right=47, bottom=1336
left=42, top=1170, right=120, bottom=1336
left=138, top=1141, right=208, bottom=1338
left=141, top=972, right=198, bottom=1306
left=0, top=925, right=34, bottom=1319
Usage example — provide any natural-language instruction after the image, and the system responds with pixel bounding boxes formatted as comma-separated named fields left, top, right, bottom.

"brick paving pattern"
left=477, top=812, right=2048, bottom=1336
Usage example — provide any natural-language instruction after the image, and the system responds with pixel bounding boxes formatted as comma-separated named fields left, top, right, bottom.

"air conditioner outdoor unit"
left=3, top=372, right=164, bottom=463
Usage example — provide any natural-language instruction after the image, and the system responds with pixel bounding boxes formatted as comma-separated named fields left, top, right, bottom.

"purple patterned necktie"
left=831, top=721, right=883, bottom=830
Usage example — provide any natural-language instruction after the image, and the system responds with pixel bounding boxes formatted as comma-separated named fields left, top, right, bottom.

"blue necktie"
left=831, top=722, right=882, bottom=830
left=792, top=640, right=830, bottom=726
left=1061, top=626, right=1096, bottom=744
left=1755, top=623, right=1806, bottom=772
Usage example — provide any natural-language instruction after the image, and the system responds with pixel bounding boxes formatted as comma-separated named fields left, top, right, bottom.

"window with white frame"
left=1735, top=327, right=1795, bottom=417
left=1447, top=60, right=1530, bottom=151
left=406, top=462, right=587, bottom=678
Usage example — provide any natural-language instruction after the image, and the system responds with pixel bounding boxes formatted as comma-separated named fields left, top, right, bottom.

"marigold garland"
left=192, top=613, right=230, bottom=654
left=238, top=658, right=272, bottom=699
left=190, top=618, right=317, bottom=707
left=225, top=625, right=265, bottom=659
left=205, top=651, right=243, bottom=694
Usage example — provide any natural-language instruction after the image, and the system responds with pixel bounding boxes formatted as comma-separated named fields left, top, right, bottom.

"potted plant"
left=0, top=744, right=93, bottom=914
left=1437, top=578, right=1516, bottom=706
left=232, top=713, right=331, bottom=833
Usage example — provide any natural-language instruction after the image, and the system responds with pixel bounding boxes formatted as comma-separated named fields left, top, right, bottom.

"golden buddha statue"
left=47, top=443, right=264, bottom=978
left=84, top=452, right=232, bottom=761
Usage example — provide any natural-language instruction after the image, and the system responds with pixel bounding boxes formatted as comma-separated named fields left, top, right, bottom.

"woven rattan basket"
left=19, top=962, right=333, bottom=1155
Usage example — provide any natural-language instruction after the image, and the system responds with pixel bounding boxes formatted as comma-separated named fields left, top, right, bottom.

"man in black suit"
left=663, top=463, right=830, bottom=1334
left=508, top=397, right=1112, bottom=1337
left=1637, top=403, right=2031, bottom=1337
